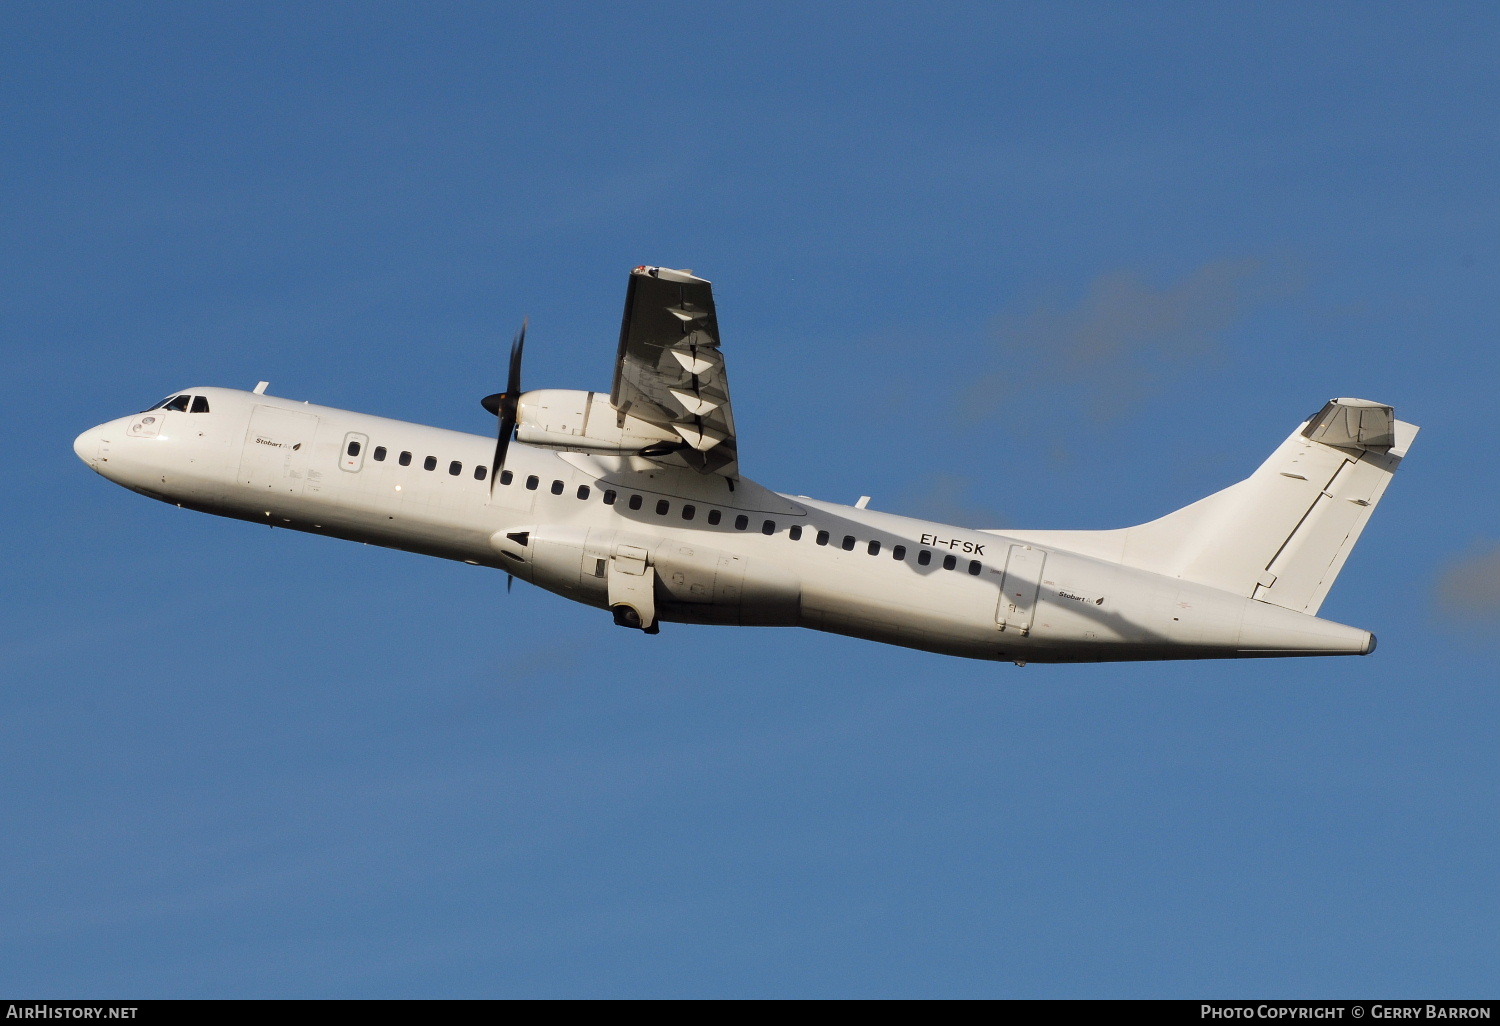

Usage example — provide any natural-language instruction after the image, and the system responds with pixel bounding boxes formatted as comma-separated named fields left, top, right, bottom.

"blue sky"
left=5, top=1, right=1498, bottom=998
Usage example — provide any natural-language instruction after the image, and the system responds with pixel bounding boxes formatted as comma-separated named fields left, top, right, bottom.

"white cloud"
left=1434, top=541, right=1500, bottom=625
left=894, top=472, right=1005, bottom=529
left=964, top=257, right=1301, bottom=424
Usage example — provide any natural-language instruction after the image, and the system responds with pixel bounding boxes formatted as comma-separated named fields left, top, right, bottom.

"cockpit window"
left=142, top=394, right=206, bottom=413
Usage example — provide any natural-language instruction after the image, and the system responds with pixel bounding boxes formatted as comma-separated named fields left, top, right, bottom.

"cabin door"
left=997, top=544, right=1046, bottom=635
left=239, top=406, right=319, bottom=496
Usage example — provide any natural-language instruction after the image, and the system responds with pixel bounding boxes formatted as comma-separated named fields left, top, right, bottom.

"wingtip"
left=632, top=265, right=709, bottom=284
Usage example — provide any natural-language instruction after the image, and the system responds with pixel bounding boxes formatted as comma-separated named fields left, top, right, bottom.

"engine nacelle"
left=515, top=389, right=678, bottom=454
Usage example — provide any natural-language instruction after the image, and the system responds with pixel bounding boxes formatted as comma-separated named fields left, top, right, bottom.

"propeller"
left=481, top=318, right=527, bottom=495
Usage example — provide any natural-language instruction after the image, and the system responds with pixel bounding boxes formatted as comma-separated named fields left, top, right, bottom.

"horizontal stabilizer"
left=1302, top=397, right=1397, bottom=451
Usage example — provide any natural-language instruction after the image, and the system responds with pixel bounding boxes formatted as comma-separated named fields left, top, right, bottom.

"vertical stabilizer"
left=999, top=399, right=1418, bottom=614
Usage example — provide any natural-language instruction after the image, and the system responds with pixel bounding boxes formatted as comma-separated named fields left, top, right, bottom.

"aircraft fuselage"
left=74, top=386, right=1376, bottom=664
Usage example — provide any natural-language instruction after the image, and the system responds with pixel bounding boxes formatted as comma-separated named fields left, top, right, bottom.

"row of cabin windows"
left=345, top=444, right=984, bottom=577
left=492, top=469, right=984, bottom=575
left=349, top=440, right=491, bottom=480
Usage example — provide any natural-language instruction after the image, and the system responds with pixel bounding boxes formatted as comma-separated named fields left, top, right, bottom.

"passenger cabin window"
left=968, top=560, right=982, bottom=576
left=816, top=530, right=829, bottom=546
left=500, top=469, right=513, bottom=485
left=681, top=504, right=695, bottom=520
left=399, top=451, right=412, bottom=467
left=577, top=485, right=590, bottom=500
left=892, top=545, right=906, bottom=561
left=788, top=525, right=802, bottom=541
left=450, top=461, right=463, bottom=476
left=423, top=456, right=437, bottom=471
left=917, top=550, right=932, bottom=566
left=190, top=396, right=210, bottom=414
left=943, top=554, right=957, bottom=571
left=474, top=466, right=487, bottom=481
left=603, top=489, right=617, bottom=505
left=707, top=509, right=721, bottom=525
left=550, top=480, right=564, bottom=495
left=867, top=540, right=880, bottom=556
left=628, top=495, right=643, bottom=510
left=373, top=446, right=387, bottom=462
left=526, top=475, right=539, bottom=490
left=762, top=520, right=775, bottom=535
left=347, top=440, right=362, bottom=457
left=734, top=515, right=749, bottom=531
left=656, top=499, right=670, bottom=515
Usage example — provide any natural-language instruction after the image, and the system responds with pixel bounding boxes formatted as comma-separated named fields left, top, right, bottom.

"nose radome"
left=74, top=426, right=101, bottom=465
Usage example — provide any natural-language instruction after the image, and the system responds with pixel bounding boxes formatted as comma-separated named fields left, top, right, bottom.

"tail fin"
left=1002, top=399, right=1418, bottom=614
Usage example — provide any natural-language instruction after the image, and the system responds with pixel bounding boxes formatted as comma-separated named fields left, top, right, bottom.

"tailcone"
left=1238, top=599, right=1374, bottom=657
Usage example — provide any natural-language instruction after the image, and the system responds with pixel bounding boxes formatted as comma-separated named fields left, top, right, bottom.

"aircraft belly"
left=577, top=533, right=801, bottom=626
left=1008, top=561, right=1371, bottom=661
left=652, top=542, right=741, bottom=624
left=797, top=569, right=1000, bottom=658
left=1008, top=557, right=1243, bottom=660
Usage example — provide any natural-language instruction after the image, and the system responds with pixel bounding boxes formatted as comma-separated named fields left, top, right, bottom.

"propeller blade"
left=508, top=317, right=526, bottom=395
left=484, top=319, right=528, bottom=495
left=506, top=573, right=513, bottom=594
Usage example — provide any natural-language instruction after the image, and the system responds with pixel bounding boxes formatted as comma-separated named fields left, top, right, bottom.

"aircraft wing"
left=611, top=265, right=739, bottom=478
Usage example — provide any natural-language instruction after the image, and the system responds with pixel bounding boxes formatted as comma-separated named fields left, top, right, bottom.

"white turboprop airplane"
left=75, top=266, right=1417, bottom=664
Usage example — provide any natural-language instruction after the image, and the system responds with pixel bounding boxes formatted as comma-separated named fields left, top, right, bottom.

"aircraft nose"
left=74, top=424, right=104, bottom=466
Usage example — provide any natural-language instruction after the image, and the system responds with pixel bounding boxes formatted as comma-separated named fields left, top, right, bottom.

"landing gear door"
left=608, top=543, right=658, bottom=632
left=997, top=544, right=1046, bottom=635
